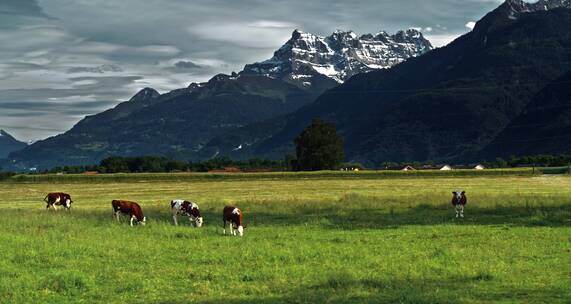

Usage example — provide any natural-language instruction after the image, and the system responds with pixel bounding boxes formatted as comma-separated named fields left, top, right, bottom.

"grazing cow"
left=170, top=199, right=203, bottom=227
left=451, top=191, right=467, bottom=218
left=222, top=206, right=244, bottom=236
left=111, top=200, right=146, bottom=226
left=44, top=192, right=73, bottom=211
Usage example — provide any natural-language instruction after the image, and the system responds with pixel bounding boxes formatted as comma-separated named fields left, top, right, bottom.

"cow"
left=170, top=199, right=203, bottom=227
left=111, top=200, right=146, bottom=226
left=222, top=206, right=244, bottom=236
left=451, top=190, right=467, bottom=218
left=44, top=192, right=73, bottom=211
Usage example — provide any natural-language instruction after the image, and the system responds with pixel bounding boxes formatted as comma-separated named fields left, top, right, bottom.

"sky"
left=0, top=0, right=506, bottom=142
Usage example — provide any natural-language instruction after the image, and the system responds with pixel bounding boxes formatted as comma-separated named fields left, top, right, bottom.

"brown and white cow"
left=44, top=192, right=73, bottom=211
left=112, top=200, right=146, bottom=226
left=171, top=199, right=203, bottom=227
left=222, top=206, right=244, bottom=236
left=451, top=190, right=467, bottom=218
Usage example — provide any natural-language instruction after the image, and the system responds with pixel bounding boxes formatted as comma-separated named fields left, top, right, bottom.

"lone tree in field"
left=294, top=119, right=344, bottom=171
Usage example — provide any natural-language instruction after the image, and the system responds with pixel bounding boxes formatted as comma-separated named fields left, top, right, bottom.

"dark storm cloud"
left=0, top=0, right=53, bottom=18
left=174, top=61, right=202, bottom=70
left=0, top=0, right=507, bottom=141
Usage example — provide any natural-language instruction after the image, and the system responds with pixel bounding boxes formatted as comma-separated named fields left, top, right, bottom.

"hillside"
left=481, top=71, right=571, bottom=157
left=0, top=130, right=27, bottom=159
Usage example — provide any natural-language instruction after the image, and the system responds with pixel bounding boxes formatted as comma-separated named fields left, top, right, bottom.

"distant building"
left=340, top=166, right=362, bottom=171
left=455, top=164, right=486, bottom=170
left=421, top=164, right=452, bottom=171
left=208, top=167, right=241, bottom=173
left=384, top=165, right=415, bottom=171
left=340, top=163, right=365, bottom=171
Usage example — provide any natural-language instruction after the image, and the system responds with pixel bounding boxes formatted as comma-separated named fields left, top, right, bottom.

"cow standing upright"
left=222, top=206, right=244, bottom=236
left=111, top=200, right=146, bottom=226
left=44, top=192, right=73, bottom=211
left=451, top=191, right=467, bottom=218
left=170, top=199, right=203, bottom=227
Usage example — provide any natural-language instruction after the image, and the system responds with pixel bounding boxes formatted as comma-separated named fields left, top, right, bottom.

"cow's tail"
left=43, top=194, right=49, bottom=202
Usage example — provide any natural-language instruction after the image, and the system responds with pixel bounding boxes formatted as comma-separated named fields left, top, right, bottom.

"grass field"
left=0, top=171, right=569, bottom=303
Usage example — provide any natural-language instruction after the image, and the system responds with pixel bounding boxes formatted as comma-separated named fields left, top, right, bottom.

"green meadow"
left=0, top=171, right=569, bottom=303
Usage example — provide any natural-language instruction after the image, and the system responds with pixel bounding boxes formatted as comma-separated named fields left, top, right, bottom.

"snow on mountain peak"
left=242, top=28, right=433, bottom=85
left=502, top=0, right=571, bottom=15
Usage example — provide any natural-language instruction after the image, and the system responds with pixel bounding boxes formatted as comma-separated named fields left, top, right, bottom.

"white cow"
left=170, top=199, right=203, bottom=227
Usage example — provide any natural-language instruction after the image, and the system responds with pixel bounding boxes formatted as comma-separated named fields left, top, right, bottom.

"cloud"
left=424, top=34, right=462, bottom=48
left=465, top=21, right=476, bottom=30
left=174, top=61, right=202, bottom=69
left=0, top=0, right=53, bottom=19
left=188, top=21, right=294, bottom=49
left=67, top=64, right=123, bottom=74
left=248, top=20, right=297, bottom=29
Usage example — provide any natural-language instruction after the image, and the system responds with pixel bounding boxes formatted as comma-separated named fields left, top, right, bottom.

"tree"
left=294, top=119, right=344, bottom=171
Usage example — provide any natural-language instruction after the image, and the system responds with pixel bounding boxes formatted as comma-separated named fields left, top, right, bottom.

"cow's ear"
left=461, top=191, right=466, bottom=195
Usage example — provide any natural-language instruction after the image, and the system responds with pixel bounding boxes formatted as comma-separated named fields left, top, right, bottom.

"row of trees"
left=45, top=157, right=287, bottom=174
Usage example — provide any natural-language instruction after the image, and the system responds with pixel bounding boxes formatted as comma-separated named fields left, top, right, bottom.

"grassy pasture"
left=0, top=172, right=569, bottom=303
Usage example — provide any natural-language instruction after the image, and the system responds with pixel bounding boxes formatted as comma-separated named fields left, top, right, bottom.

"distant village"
left=340, top=164, right=485, bottom=172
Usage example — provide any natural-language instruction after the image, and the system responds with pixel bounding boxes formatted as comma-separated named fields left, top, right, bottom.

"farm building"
left=421, top=164, right=453, bottom=171
left=340, top=164, right=364, bottom=171
left=384, top=165, right=415, bottom=171
left=455, top=164, right=486, bottom=170
left=401, top=165, right=415, bottom=171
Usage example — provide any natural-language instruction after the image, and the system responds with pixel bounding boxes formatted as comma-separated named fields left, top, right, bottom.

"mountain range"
left=5, top=28, right=432, bottom=169
left=206, top=0, right=571, bottom=164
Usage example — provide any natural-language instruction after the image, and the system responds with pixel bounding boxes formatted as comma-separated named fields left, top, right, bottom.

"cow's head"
left=452, top=191, right=465, bottom=202
left=237, top=225, right=244, bottom=236
left=195, top=216, right=204, bottom=228
left=139, top=216, right=147, bottom=225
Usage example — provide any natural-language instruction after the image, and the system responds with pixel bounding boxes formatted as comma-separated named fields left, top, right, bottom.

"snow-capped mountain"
left=502, top=0, right=570, bottom=14
left=241, top=28, right=432, bottom=86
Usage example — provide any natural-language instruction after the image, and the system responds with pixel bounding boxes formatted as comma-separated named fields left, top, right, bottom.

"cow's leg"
left=230, top=223, right=235, bottom=236
left=460, top=205, right=465, bottom=218
left=130, top=215, right=135, bottom=226
left=189, top=216, right=195, bottom=227
left=455, top=205, right=460, bottom=218
left=223, top=221, right=229, bottom=235
left=172, top=210, right=179, bottom=226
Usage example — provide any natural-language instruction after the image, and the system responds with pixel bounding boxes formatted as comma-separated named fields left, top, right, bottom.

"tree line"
left=40, top=157, right=287, bottom=174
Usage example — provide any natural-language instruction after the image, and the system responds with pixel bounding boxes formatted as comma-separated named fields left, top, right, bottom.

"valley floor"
left=0, top=173, right=569, bottom=303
